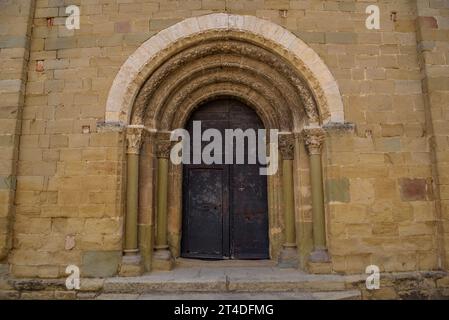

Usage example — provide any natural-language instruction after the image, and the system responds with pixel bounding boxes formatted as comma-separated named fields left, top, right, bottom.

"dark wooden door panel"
left=181, top=99, right=269, bottom=260
left=182, top=168, right=226, bottom=258
left=229, top=100, right=269, bottom=259
left=231, top=165, right=269, bottom=259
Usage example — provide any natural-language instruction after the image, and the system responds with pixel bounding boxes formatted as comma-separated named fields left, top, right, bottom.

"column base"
left=119, top=253, right=144, bottom=277
left=277, top=244, right=299, bottom=268
left=152, top=248, right=174, bottom=271
left=308, top=248, right=332, bottom=274
left=309, top=248, right=330, bottom=262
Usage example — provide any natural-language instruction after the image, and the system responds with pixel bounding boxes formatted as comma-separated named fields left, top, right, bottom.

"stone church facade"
left=1, top=0, right=449, bottom=298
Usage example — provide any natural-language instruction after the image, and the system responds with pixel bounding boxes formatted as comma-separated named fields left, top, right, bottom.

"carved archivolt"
left=148, top=55, right=299, bottom=128
left=160, top=70, right=290, bottom=129
left=106, top=15, right=345, bottom=126
left=172, top=83, right=280, bottom=130
left=131, top=38, right=321, bottom=131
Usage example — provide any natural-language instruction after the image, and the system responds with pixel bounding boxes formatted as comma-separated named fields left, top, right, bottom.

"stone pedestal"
left=119, top=254, right=144, bottom=277
left=307, top=261, right=332, bottom=274
left=308, top=247, right=331, bottom=273
left=152, top=248, right=174, bottom=271
left=278, top=246, right=299, bottom=268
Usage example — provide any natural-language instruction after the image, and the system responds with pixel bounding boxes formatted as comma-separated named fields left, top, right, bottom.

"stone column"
left=302, top=127, right=329, bottom=263
left=120, top=126, right=145, bottom=276
left=278, top=133, right=298, bottom=268
left=152, top=140, right=174, bottom=270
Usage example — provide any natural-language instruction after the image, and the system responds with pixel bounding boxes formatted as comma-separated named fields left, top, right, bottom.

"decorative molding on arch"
left=105, top=13, right=344, bottom=126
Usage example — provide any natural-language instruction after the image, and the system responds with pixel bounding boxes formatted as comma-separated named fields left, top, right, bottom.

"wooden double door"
left=181, top=99, right=269, bottom=260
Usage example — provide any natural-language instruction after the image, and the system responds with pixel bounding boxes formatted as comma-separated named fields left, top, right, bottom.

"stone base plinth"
left=309, top=248, right=330, bottom=263
left=308, top=248, right=331, bottom=274
left=152, top=249, right=174, bottom=271
left=277, top=246, right=299, bottom=268
left=119, top=254, right=144, bottom=277
left=308, top=261, right=332, bottom=274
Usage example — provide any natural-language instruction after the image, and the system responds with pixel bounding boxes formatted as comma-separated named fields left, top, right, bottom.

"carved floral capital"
left=156, top=140, right=172, bottom=159
left=302, top=127, right=326, bottom=155
left=278, top=134, right=295, bottom=160
left=126, top=127, right=145, bottom=154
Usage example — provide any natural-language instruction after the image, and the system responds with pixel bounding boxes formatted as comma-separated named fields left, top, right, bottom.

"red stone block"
left=114, top=21, right=131, bottom=33
left=418, top=16, right=438, bottom=29
left=399, top=178, right=432, bottom=201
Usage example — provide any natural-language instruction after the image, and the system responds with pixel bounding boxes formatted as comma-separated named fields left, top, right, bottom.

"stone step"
left=96, top=290, right=362, bottom=300
left=103, top=267, right=357, bottom=294
left=103, top=278, right=350, bottom=293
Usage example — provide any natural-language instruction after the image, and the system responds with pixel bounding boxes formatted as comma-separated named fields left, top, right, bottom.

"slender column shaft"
left=155, top=157, right=169, bottom=248
left=277, top=133, right=298, bottom=268
left=124, top=153, right=139, bottom=252
left=302, top=127, right=328, bottom=261
left=282, top=159, right=296, bottom=246
left=279, top=134, right=297, bottom=248
left=152, top=139, right=174, bottom=271
left=310, top=153, right=326, bottom=249
left=124, top=126, right=145, bottom=254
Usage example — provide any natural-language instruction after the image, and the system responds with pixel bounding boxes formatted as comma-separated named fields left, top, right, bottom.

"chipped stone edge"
left=323, top=122, right=356, bottom=135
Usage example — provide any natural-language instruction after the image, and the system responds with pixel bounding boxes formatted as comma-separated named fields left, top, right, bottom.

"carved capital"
left=156, top=140, right=172, bottom=159
left=126, top=127, right=145, bottom=154
left=302, top=127, right=326, bottom=155
left=278, top=134, right=295, bottom=160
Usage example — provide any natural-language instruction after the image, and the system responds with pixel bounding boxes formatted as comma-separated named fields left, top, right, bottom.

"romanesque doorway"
left=109, top=14, right=345, bottom=273
left=181, top=99, right=269, bottom=260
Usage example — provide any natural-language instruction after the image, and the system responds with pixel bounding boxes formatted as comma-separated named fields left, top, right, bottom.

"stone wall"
left=320, top=0, right=444, bottom=274
left=0, top=0, right=35, bottom=261
left=0, top=0, right=448, bottom=278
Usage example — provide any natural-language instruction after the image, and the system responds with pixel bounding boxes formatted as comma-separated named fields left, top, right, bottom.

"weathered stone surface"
left=362, top=287, right=398, bottom=300
left=1, top=269, right=448, bottom=300
left=308, top=261, right=333, bottom=274
left=78, top=278, right=105, bottom=292
left=21, top=290, right=55, bottom=300
left=436, top=276, right=449, bottom=288
left=54, top=290, right=77, bottom=300
left=82, top=251, right=121, bottom=278
left=76, top=292, right=98, bottom=300
left=11, top=279, right=65, bottom=291
left=326, top=178, right=350, bottom=203
left=0, top=290, right=20, bottom=299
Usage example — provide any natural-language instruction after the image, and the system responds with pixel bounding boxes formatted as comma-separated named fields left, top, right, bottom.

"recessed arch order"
left=105, top=13, right=345, bottom=131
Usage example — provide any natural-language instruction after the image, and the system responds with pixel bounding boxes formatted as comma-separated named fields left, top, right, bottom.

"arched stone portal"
left=105, top=14, right=345, bottom=274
